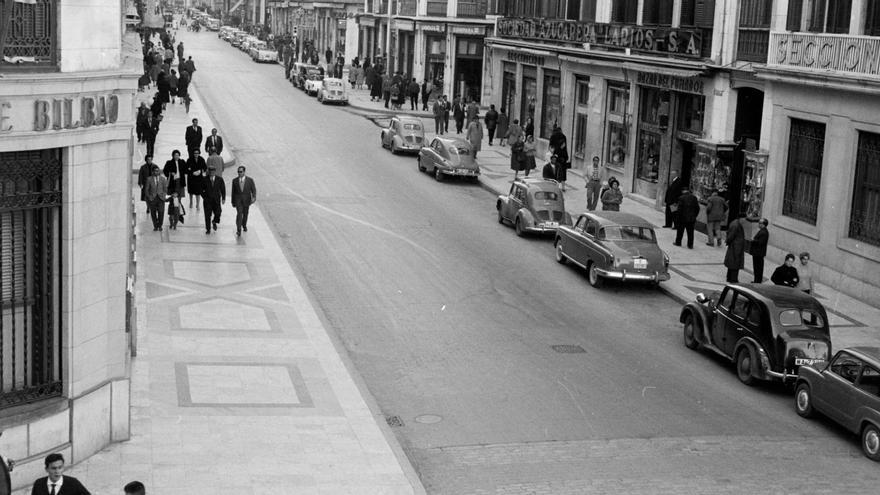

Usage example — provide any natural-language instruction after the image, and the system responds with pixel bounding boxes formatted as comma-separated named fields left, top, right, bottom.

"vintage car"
left=304, top=73, right=324, bottom=96
left=681, top=283, right=832, bottom=385
left=317, top=78, right=348, bottom=104
left=417, top=137, right=479, bottom=181
left=249, top=41, right=277, bottom=63
left=554, top=212, right=670, bottom=287
left=380, top=116, right=425, bottom=154
left=231, top=31, right=248, bottom=48
left=240, top=36, right=259, bottom=52
left=497, top=178, right=572, bottom=236
left=795, top=347, right=880, bottom=461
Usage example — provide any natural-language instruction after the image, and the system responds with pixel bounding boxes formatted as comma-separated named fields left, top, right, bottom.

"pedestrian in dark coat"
left=465, top=99, right=478, bottom=127
left=524, top=117, right=534, bottom=138
left=452, top=97, right=465, bottom=134
left=163, top=149, right=187, bottom=192
left=466, top=114, right=483, bottom=158
left=185, top=118, right=203, bottom=159
left=771, top=254, right=800, bottom=287
left=724, top=213, right=747, bottom=282
left=200, top=165, right=226, bottom=235
left=664, top=176, right=683, bottom=228
left=441, top=95, right=450, bottom=133
left=177, top=41, right=184, bottom=61
left=138, top=156, right=155, bottom=212
left=382, top=74, right=392, bottom=108
left=168, top=69, right=178, bottom=103
left=184, top=56, right=196, bottom=79
left=136, top=102, right=149, bottom=142
left=156, top=71, right=170, bottom=107
left=523, top=135, right=537, bottom=176
left=510, top=138, right=525, bottom=175
left=408, top=78, right=420, bottom=111
left=484, top=104, right=499, bottom=145
left=542, top=156, right=557, bottom=180
left=496, top=108, right=509, bottom=146
left=750, top=218, right=769, bottom=283
left=549, top=126, right=570, bottom=189
left=432, top=98, right=444, bottom=134
left=705, top=189, right=727, bottom=246
left=185, top=150, right=207, bottom=210
left=601, top=178, right=623, bottom=211
left=421, top=80, right=431, bottom=111
left=674, top=187, right=700, bottom=249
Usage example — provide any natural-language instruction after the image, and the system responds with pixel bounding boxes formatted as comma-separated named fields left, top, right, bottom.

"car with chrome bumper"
left=554, top=212, right=669, bottom=287
left=497, top=178, right=571, bottom=236
left=317, top=78, right=348, bottom=104
left=417, top=137, right=479, bottom=181
left=681, top=283, right=831, bottom=385
left=381, top=115, right=425, bottom=154
left=795, top=347, right=880, bottom=461
left=249, top=41, right=278, bottom=63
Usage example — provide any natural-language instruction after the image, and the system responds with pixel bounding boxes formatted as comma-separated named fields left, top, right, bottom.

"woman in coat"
left=510, top=138, right=525, bottom=176
left=496, top=108, right=510, bottom=146
left=554, top=142, right=570, bottom=190
left=601, top=178, right=623, bottom=211
left=156, top=71, right=170, bottom=108
left=523, top=135, right=537, bottom=176
left=466, top=114, right=483, bottom=159
left=724, top=214, right=747, bottom=282
left=185, top=151, right=207, bottom=211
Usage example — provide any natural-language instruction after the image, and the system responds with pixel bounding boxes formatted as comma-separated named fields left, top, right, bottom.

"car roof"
left=578, top=211, right=654, bottom=228
left=514, top=177, right=561, bottom=191
left=727, top=283, right=824, bottom=309
left=432, top=136, right=469, bottom=147
left=842, top=347, right=880, bottom=363
left=394, top=115, right=423, bottom=124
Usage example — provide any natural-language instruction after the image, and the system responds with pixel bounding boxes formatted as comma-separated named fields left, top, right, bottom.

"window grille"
left=850, top=132, right=880, bottom=246
left=0, top=0, right=56, bottom=68
left=782, top=119, right=825, bottom=224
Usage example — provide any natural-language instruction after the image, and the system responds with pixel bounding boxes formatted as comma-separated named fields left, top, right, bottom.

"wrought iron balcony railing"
left=737, top=28, right=770, bottom=63
left=457, top=0, right=487, bottom=18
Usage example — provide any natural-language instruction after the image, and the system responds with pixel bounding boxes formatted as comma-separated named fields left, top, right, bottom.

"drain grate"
left=386, top=415, right=404, bottom=427
left=551, top=345, right=587, bottom=354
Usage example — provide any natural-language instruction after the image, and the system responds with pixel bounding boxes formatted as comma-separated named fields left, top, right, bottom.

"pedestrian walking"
left=186, top=149, right=207, bottom=210
left=484, top=104, right=499, bottom=145
left=163, top=149, right=187, bottom=192
left=705, top=189, right=727, bottom=246
left=496, top=108, right=509, bottom=146
left=510, top=137, right=525, bottom=177
left=771, top=254, right=800, bottom=287
left=673, top=187, right=700, bottom=249
left=184, top=56, right=196, bottom=80
left=143, top=112, right=159, bottom=158
left=523, top=134, right=537, bottom=176
left=797, top=252, right=814, bottom=294
left=432, top=98, right=444, bottom=135
left=601, top=178, right=623, bottom=211
left=524, top=117, right=534, bottom=138
left=465, top=99, right=478, bottom=128
left=466, top=113, right=483, bottom=159
left=168, top=69, right=178, bottom=104
left=145, top=165, right=168, bottom=231
left=370, top=69, right=382, bottom=101
left=137, top=155, right=154, bottom=214
left=505, top=119, right=523, bottom=150
left=549, top=126, right=570, bottom=190
left=382, top=74, right=392, bottom=108
left=356, top=65, right=365, bottom=89
left=135, top=102, right=148, bottom=142
left=452, top=97, right=465, bottom=134
left=441, top=95, right=450, bottom=134
left=724, top=213, right=747, bottom=283
left=185, top=118, right=203, bottom=159
left=201, top=165, right=226, bottom=235
left=177, top=69, right=190, bottom=111
left=206, top=146, right=225, bottom=177
left=177, top=41, right=184, bottom=61
left=421, top=79, right=431, bottom=111
left=664, top=175, right=683, bottom=228
left=408, top=78, right=420, bottom=111
left=124, top=480, right=146, bottom=495
left=30, top=453, right=91, bottom=495
left=205, top=128, right=224, bottom=156
left=542, top=156, right=557, bottom=180
left=167, top=181, right=185, bottom=230
left=232, top=166, right=257, bottom=236
left=585, top=156, right=602, bottom=211
left=750, top=218, right=769, bottom=283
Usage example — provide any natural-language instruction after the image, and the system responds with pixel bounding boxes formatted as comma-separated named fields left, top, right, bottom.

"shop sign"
left=636, top=72, right=704, bottom=94
left=497, top=17, right=703, bottom=58
left=421, top=23, right=445, bottom=33
left=506, top=51, right=545, bottom=66
left=393, top=19, right=414, bottom=31
left=0, top=94, right=121, bottom=134
left=451, top=24, right=486, bottom=36
left=769, top=32, right=880, bottom=76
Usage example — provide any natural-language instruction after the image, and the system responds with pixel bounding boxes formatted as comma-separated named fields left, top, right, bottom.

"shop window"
left=681, top=0, right=716, bottom=27
left=737, top=0, right=773, bottom=63
left=783, top=119, right=825, bottom=224
left=608, top=85, right=629, bottom=116
left=520, top=71, right=537, bottom=132
left=605, top=83, right=630, bottom=168
left=611, top=0, right=638, bottom=23
left=787, top=0, right=852, bottom=33
left=539, top=0, right=565, bottom=19
left=640, top=88, right=669, bottom=128
left=678, top=94, right=705, bottom=134
left=643, top=0, right=674, bottom=25
left=607, top=123, right=628, bottom=167
left=850, top=131, right=880, bottom=246
left=541, top=71, right=562, bottom=139
left=637, top=131, right=661, bottom=182
left=0, top=0, right=57, bottom=69
left=457, top=39, right=482, bottom=57
left=573, top=78, right=590, bottom=159
left=579, top=0, right=597, bottom=21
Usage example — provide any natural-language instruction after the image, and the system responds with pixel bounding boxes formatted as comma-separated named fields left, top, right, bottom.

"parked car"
left=304, top=73, right=324, bottom=96
left=680, top=283, right=831, bottom=385
left=249, top=41, right=277, bottom=63
left=231, top=31, right=248, bottom=47
left=417, top=137, right=479, bottom=181
left=554, top=212, right=670, bottom=288
left=380, top=116, right=425, bottom=154
left=317, top=78, right=348, bottom=104
left=124, top=9, right=141, bottom=27
left=795, top=347, right=880, bottom=461
left=497, top=178, right=571, bottom=236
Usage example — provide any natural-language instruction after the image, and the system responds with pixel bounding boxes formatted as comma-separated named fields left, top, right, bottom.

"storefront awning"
left=620, top=62, right=705, bottom=79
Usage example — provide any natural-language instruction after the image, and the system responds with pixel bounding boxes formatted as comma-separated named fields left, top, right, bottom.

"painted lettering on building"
left=497, top=17, right=703, bottom=58
left=506, top=51, right=545, bottom=66
left=636, top=72, right=704, bottom=94
left=770, top=32, right=880, bottom=76
left=0, top=94, right=120, bottom=133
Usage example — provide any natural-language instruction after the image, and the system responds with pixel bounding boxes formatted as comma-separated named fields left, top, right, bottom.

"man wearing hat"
left=673, top=187, right=700, bottom=249
left=201, top=165, right=226, bottom=234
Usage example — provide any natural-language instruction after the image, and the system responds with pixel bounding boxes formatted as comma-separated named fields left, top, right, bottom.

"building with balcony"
left=358, top=0, right=493, bottom=102
left=0, top=1, right=137, bottom=489
left=267, top=1, right=363, bottom=71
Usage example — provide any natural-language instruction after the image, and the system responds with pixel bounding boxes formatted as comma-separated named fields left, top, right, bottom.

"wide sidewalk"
left=339, top=83, right=880, bottom=351
left=11, top=83, right=426, bottom=494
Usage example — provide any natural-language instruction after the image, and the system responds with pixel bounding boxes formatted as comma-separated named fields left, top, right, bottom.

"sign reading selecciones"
left=771, top=32, right=880, bottom=76
left=0, top=94, right=121, bottom=133
left=497, top=17, right=703, bottom=58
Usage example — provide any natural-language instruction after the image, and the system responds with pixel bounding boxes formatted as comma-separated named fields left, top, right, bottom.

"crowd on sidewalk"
left=10, top=452, right=146, bottom=495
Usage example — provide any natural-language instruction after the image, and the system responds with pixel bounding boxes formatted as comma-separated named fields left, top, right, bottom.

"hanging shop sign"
left=636, top=71, right=704, bottom=94
left=497, top=17, right=703, bottom=58
left=0, top=93, right=123, bottom=134
left=393, top=19, right=414, bottom=31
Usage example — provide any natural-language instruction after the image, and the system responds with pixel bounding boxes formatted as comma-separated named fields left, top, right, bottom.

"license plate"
left=633, top=258, right=648, bottom=269
left=795, top=358, right=823, bottom=366
left=543, top=222, right=558, bottom=228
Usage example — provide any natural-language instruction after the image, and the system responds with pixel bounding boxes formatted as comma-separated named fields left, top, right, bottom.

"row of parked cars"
left=376, top=112, right=880, bottom=462
left=218, top=26, right=277, bottom=63
left=287, top=62, right=349, bottom=105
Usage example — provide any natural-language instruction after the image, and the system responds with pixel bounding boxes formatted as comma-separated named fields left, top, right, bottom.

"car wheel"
left=418, top=157, right=426, bottom=172
left=587, top=261, right=603, bottom=288
left=514, top=218, right=525, bottom=237
left=555, top=241, right=567, bottom=264
left=862, top=424, right=880, bottom=461
left=434, top=168, right=444, bottom=182
left=683, top=313, right=700, bottom=350
left=736, top=347, right=756, bottom=386
left=795, top=383, right=815, bottom=418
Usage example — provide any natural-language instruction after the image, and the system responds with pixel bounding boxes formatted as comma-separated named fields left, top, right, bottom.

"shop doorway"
left=454, top=36, right=483, bottom=102
left=502, top=63, right=516, bottom=117
left=730, top=87, right=765, bottom=221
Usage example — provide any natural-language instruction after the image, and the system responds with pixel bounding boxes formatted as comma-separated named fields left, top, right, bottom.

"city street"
left=182, top=31, right=880, bottom=493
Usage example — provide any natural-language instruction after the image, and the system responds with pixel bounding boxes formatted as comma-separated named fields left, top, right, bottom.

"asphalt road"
left=183, top=31, right=880, bottom=493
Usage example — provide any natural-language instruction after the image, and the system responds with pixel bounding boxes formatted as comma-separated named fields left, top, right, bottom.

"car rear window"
left=327, top=81, right=343, bottom=87
left=449, top=145, right=470, bottom=155
left=779, top=309, right=825, bottom=327
left=600, top=226, right=656, bottom=242
left=534, top=191, right=559, bottom=201
left=403, top=123, right=422, bottom=130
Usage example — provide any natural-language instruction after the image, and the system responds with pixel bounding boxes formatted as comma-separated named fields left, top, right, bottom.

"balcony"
left=737, top=28, right=770, bottom=63
left=768, top=31, right=880, bottom=78
left=398, top=0, right=417, bottom=16
left=427, top=1, right=448, bottom=16
left=369, top=0, right=389, bottom=14
left=457, top=0, right=487, bottom=17
left=0, top=0, right=57, bottom=71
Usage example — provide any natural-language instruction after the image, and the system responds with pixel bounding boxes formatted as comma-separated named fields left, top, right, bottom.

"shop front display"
left=605, top=83, right=630, bottom=171
left=741, top=149, right=767, bottom=220
left=520, top=67, right=537, bottom=129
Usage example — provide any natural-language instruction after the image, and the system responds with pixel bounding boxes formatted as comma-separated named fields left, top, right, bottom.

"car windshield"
left=779, top=309, right=825, bottom=327
left=533, top=191, right=559, bottom=201
left=600, top=226, right=656, bottom=242
left=403, top=123, right=422, bottom=131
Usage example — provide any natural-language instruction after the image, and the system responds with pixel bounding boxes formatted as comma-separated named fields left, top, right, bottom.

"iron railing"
left=0, top=149, right=62, bottom=409
left=737, top=28, right=770, bottom=62
left=457, top=0, right=487, bottom=17
left=427, top=1, right=448, bottom=16
left=850, top=132, right=880, bottom=246
left=398, top=0, right=417, bottom=16
left=0, top=0, right=57, bottom=69
left=782, top=120, right=824, bottom=225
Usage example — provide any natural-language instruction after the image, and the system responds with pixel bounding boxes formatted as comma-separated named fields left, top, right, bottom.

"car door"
left=563, top=215, right=590, bottom=266
left=423, top=138, right=441, bottom=170
left=501, top=182, right=519, bottom=221
left=818, top=352, right=864, bottom=425
left=709, top=288, right=736, bottom=353
left=385, top=118, right=398, bottom=147
left=579, top=219, right=602, bottom=266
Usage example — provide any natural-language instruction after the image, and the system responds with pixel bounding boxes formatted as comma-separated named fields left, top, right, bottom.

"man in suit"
left=201, top=165, right=226, bottom=234
left=145, top=165, right=168, bottom=231
left=30, top=453, right=91, bottom=495
left=231, top=166, right=257, bottom=236
left=750, top=218, right=770, bottom=283
left=184, top=117, right=202, bottom=159
left=673, top=187, right=700, bottom=249
left=664, top=175, right=683, bottom=228
left=137, top=155, right=154, bottom=214
left=205, top=127, right=223, bottom=155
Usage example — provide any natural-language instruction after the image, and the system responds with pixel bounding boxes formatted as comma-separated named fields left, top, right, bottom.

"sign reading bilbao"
left=497, top=17, right=703, bottom=58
